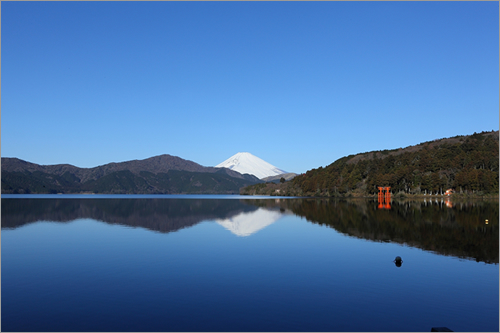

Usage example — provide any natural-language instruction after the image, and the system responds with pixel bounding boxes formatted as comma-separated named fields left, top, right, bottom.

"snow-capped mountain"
left=215, top=152, right=287, bottom=179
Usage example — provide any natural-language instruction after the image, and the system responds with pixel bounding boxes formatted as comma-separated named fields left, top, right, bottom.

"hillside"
left=1, top=155, right=262, bottom=194
left=241, top=131, right=499, bottom=197
left=261, top=173, right=298, bottom=183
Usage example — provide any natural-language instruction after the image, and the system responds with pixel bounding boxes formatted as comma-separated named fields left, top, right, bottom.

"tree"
left=280, top=177, right=286, bottom=183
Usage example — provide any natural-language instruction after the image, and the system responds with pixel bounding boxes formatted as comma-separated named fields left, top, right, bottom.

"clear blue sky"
left=2, top=1, right=498, bottom=174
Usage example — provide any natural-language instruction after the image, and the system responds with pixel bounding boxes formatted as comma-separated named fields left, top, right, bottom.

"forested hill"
left=241, top=131, right=499, bottom=197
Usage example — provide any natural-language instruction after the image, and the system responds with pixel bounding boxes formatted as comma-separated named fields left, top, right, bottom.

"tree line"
left=289, top=131, right=498, bottom=197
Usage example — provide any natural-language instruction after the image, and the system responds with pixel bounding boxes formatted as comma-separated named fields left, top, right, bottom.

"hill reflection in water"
left=1, top=198, right=258, bottom=234
left=2, top=197, right=498, bottom=263
left=246, top=198, right=499, bottom=264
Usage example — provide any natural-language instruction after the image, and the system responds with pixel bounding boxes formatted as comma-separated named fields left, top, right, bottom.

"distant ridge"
left=2, top=154, right=257, bottom=182
left=1, top=154, right=262, bottom=194
left=216, top=152, right=287, bottom=179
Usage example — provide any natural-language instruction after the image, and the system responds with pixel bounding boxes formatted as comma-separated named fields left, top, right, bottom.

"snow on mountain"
left=215, top=208, right=283, bottom=237
left=215, top=152, right=287, bottom=180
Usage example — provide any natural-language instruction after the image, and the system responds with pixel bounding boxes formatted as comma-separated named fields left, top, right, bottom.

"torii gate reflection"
left=377, top=186, right=391, bottom=209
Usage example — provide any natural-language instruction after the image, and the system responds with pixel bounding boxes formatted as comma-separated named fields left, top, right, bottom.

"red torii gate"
left=378, top=186, right=391, bottom=209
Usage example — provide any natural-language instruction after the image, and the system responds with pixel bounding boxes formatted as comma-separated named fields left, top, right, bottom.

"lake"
left=1, top=195, right=498, bottom=332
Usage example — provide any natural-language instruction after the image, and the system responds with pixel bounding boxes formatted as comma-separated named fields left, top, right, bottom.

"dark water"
left=2, top=196, right=498, bottom=332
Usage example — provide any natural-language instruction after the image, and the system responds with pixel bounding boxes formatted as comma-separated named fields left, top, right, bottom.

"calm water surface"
left=2, top=195, right=498, bottom=332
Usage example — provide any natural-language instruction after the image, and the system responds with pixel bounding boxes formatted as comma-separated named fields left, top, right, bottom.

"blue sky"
left=2, top=1, right=498, bottom=174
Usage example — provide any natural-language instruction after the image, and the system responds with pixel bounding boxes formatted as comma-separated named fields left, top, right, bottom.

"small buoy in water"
left=394, top=256, right=403, bottom=267
left=485, top=219, right=489, bottom=225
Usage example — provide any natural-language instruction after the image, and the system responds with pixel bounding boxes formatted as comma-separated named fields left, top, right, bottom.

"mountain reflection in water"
left=215, top=208, right=286, bottom=236
left=2, top=197, right=498, bottom=263
left=1, top=198, right=258, bottom=234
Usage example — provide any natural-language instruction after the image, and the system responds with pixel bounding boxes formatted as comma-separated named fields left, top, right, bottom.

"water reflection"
left=216, top=208, right=285, bottom=236
left=422, top=197, right=459, bottom=208
left=1, top=199, right=258, bottom=234
left=244, top=198, right=499, bottom=264
left=445, top=198, right=453, bottom=208
left=2, top=197, right=498, bottom=264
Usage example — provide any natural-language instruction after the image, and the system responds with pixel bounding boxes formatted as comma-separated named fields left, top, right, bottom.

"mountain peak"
left=215, top=152, right=287, bottom=179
